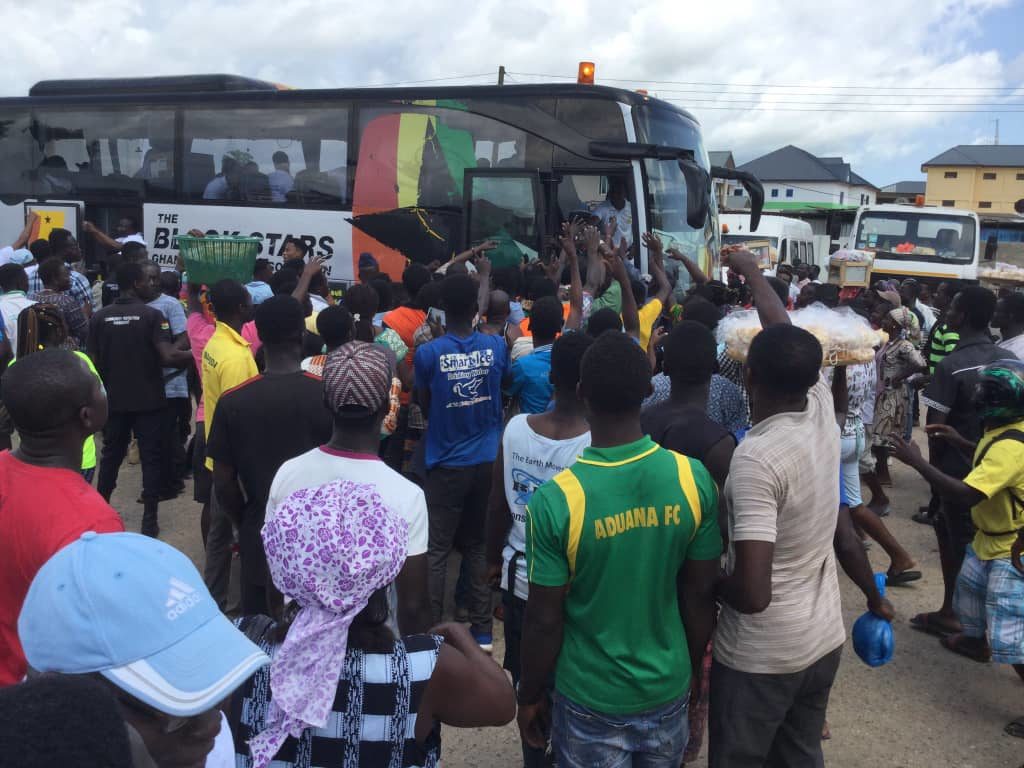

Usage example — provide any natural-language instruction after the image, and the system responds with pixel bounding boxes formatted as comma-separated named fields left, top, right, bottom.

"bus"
left=720, top=213, right=815, bottom=271
left=851, top=203, right=981, bottom=284
left=0, top=74, right=763, bottom=284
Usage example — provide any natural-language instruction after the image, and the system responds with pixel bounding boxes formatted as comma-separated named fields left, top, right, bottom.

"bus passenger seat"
left=184, top=153, right=215, bottom=198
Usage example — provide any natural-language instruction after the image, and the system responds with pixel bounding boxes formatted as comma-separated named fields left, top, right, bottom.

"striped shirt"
left=927, top=322, right=959, bottom=374
left=230, top=616, right=442, bottom=768
left=717, top=376, right=845, bottom=674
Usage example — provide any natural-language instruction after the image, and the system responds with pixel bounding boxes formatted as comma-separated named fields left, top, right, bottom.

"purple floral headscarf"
left=249, top=480, right=408, bottom=767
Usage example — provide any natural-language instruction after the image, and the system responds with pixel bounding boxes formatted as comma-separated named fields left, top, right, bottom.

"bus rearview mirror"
left=711, top=166, right=765, bottom=232
left=678, top=159, right=710, bottom=230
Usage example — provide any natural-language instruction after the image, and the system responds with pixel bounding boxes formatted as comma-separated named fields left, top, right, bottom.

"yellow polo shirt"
left=638, top=298, right=663, bottom=351
left=202, top=322, right=258, bottom=470
left=963, top=419, right=1024, bottom=560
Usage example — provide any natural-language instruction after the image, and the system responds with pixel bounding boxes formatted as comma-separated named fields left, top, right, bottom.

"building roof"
left=709, top=151, right=735, bottom=169
left=737, top=145, right=876, bottom=189
left=922, top=145, right=1024, bottom=169
left=881, top=180, right=927, bottom=194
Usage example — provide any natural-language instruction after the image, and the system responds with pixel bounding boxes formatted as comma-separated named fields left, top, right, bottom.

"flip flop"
left=940, top=634, right=991, bottom=663
left=911, top=512, right=935, bottom=526
left=909, top=612, right=959, bottom=638
left=886, top=570, right=922, bottom=587
left=1004, top=718, right=1024, bottom=738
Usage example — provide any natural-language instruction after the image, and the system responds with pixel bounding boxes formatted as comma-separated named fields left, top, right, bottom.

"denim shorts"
left=954, top=546, right=1024, bottom=664
left=840, top=428, right=866, bottom=507
left=552, top=691, right=689, bottom=768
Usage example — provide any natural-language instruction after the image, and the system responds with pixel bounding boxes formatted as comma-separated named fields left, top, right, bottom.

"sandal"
left=911, top=511, right=935, bottom=526
left=1004, top=717, right=1024, bottom=738
left=940, top=633, right=991, bottom=663
left=886, top=570, right=922, bottom=587
left=909, top=612, right=960, bottom=638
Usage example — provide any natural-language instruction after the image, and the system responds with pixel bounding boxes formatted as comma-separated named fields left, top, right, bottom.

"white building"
left=727, top=145, right=877, bottom=210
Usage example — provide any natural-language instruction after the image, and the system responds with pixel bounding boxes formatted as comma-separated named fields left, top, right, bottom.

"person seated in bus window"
left=269, top=151, right=294, bottom=202
left=593, top=177, right=633, bottom=248
left=135, top=148, right=171, bottom=181
left=203, top=156, right=240, bottom=201
left=239, top=162, right=272, bottom=202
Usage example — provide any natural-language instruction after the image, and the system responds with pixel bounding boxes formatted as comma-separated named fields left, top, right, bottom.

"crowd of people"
left=0, top=212, right=1023, bottom=768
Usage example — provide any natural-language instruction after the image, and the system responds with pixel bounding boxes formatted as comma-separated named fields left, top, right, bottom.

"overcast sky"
left=2, top=0, right=1022, bottom=187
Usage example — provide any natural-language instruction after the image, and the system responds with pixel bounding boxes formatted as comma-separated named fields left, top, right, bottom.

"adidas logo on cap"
left=165, top=577, right=201, bottom=620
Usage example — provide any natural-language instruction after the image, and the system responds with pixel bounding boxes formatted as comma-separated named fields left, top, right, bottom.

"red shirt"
left=0, top=453, right=124, bottom=686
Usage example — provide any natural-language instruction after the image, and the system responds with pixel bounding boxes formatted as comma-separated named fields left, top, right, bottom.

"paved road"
left=107, top=428, right=1023, bottom=768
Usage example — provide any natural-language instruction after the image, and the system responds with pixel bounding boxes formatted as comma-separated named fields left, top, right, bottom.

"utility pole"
left=498, top=66, right=505, bottom=86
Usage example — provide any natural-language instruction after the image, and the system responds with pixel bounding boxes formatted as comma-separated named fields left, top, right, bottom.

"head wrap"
left=250, top=480, right=408, bottom=767
left=322, top=341, right=391, bottom=417
left=887, top=306, right=919, bottom=340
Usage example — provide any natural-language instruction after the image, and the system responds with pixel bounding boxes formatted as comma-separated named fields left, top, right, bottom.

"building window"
left=839, top=191, right=844, bottom=204
left=785, top=189, right=794, bottom=198
left=1017, top=173, right=1024, bottom=181
left=979, top=201, right=993, bottom=209
left=733, top=187, right=744, bottom=196
left=942, top=200, right=955, bottom=207
left=944, top=171, right=958, bottom=179
left=771, top=188, right=779, bottom=198
left=983, top=172, right=997, bottom=180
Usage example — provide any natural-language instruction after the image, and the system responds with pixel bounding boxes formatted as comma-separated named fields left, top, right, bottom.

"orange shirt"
left=518, top=302, right=571, bottom=338
left=383, top=306, right=426, bottom=405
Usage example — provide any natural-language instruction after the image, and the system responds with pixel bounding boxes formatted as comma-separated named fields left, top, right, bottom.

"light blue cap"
left=18, top=532, right=269, bottom=716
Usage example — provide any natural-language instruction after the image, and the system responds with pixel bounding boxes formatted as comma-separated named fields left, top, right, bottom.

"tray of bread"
left=718, top=306, right=888, bottom=366
left=979, top=263, right=1024, bottom=285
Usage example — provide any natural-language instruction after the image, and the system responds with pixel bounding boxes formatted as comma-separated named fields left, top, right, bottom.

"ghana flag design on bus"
left=350, top=101, right=475, bottom=279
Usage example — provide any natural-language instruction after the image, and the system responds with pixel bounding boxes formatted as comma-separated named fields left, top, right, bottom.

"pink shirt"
left=186, top=313, right=261, bottom=422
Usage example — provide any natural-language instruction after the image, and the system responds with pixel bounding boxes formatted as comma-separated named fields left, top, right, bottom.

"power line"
left=363, top=72, right=494, bottom=87
left=635, top=88, right=1024, bottom=100
left=506, top=70, right=1024, bottom=92
left=665, top=101, right=1024, bottom=113
left=658, top=97, right=1024, bottom=107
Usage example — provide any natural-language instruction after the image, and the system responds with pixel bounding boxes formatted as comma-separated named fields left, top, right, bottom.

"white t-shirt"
left=500, top=414, right=590, bottom=599
left=999, top=333, right=1024, bottom=360
left=267, top=446, right=429, bottom=556
left=0, top=292, right=35, bottom=344
left=716, top=375, right=845, bottom=674
left=593, top=199, right=634, bottom=247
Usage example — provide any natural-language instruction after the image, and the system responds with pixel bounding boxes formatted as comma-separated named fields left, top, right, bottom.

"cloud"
left=0, top=0, right=1019, bottom=185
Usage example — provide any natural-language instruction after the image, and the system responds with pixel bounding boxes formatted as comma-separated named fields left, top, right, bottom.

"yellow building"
left=922, top=145, right=1024, bottom=214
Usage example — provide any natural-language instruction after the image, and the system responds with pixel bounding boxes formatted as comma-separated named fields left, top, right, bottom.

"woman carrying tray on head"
left=866, top=304, right=926, bottom=499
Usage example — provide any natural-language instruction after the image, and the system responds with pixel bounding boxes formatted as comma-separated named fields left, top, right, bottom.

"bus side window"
left=465, top=172, right=543, bottom=270
left=780, top=239, right=787, bottom=263
left=31, top=108, right=175, bottom=200
left=183, top=106, right=350, bottom=207
left=799, top=242, right=807, bottom=262
left=0, top=109, right=36, bottom=198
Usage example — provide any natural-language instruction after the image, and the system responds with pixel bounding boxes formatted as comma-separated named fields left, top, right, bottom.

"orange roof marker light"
left=914, top=194, right=925, bottom=206
left=577, top=61, right=595, bottom=85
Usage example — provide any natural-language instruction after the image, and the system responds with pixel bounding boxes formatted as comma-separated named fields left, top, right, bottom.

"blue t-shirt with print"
left=415, top=331, right=509, bottom=468
left=505, top=344, right=553, bottom=415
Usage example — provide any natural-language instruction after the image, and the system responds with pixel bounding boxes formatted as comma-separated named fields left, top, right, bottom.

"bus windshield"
left=634, top=104, right=716, bottom=277
left=855, top=211, right=976, bottom=264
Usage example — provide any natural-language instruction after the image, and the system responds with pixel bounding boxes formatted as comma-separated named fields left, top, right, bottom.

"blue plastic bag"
left=852, top=573, right=894, bottom=667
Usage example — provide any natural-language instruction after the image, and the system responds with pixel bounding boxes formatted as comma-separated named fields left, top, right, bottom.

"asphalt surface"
left=105, top=427, right=1024, bottom=768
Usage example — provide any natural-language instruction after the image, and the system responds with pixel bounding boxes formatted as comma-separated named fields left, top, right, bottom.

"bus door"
left=463, top=169, right=544, bottom=269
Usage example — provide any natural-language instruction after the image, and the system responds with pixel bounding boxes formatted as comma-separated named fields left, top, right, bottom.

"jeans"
left=839, top=428, right=865, bottom=508
left=97, top=408, right=164, bottom=532
left=160, top=397, right=191, bottom=491
left=552, top=691, right=689, bottom=768
left=503, top=590, right=551, bottom=768
left=203, top=488, right=235, bottom=612
left=424, top=463, right=493, bottom=635
left=708, top=646, right=842, bottom=768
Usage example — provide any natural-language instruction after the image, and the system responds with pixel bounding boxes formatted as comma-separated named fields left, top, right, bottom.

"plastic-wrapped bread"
left=717, top=306, right=888, bottom=365
left=979, top=262, right=1024, bottom=283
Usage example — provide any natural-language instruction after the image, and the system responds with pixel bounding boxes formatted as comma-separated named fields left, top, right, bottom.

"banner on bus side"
left=143, top=203, right=354, bottom=282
